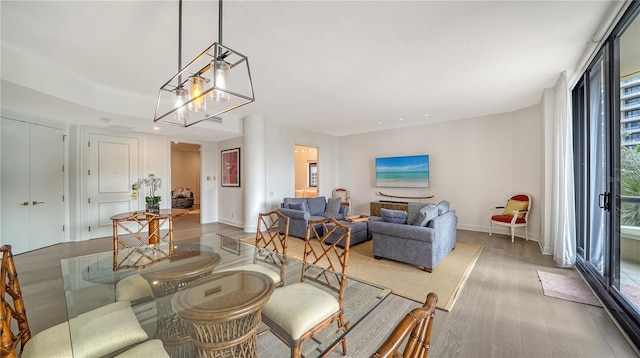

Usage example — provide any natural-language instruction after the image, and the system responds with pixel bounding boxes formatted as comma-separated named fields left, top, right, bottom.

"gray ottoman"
left=324, top=221, right=369, bottom=248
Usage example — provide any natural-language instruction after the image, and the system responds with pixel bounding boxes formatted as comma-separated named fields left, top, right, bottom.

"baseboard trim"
left=457, top=223, right=540, bottom=243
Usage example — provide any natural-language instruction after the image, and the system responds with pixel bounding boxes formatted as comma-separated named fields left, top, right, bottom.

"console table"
left=370, top=201, right=409, bottom=216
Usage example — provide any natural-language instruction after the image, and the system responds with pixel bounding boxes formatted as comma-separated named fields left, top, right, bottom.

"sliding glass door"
left=616, top=6, right=640, bottom=314
left=574, top=2, right=640, bottom=346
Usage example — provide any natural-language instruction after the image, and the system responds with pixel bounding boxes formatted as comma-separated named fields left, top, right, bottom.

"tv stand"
left=370, top=201, right=409, bottom=217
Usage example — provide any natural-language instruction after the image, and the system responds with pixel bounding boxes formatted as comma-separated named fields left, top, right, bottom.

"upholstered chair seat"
left=20, top=301, right=148, bottom=358
left=116, top=274, right=153, bottom=302
left=262, top=282, right=340, bottom=340
left=221, top=263, right=283, bottom=284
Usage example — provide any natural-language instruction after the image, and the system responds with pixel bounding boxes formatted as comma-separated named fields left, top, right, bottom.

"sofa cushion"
left=307, top=196, right=327, bottom=215
left=381, top=208, right=408, bottom=224
left=284, top=197, right=307, bottom=210
left=326, top=197, right=341, bottom=214
left=411, top=204, right=438, bottom=226
left=289, top=202, right=307, bottom=212
left=436, top=200, right=450, bottom=215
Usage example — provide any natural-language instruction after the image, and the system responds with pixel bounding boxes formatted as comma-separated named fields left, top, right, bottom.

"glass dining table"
left=60, top=233, right=391, bottom=357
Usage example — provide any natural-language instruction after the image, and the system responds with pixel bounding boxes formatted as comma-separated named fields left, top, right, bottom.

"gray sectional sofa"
left=277, top=196, right=349, bottom=238
left=369, top=201, right=457, bottom=272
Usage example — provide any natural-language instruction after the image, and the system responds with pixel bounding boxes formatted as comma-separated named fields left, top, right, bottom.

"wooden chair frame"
left=1, top=245, right=30, bottom=358
left=371, top=292, right=438, bottom=358
left=113, top=211, right=174, bottom=269
left=254, top=210, right=290, bottom=286
left=262, top=217, right=351, bottom=358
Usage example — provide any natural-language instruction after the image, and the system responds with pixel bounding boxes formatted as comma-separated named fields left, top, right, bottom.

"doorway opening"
left=171, top=142, right=201, bottom=221
left=294, top=145, right=318, bottom=198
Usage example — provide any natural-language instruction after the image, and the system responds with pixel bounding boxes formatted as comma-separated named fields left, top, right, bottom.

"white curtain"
left=552, top=71, right=577, bottom=267
left=587, top=61, right=606, bottom=273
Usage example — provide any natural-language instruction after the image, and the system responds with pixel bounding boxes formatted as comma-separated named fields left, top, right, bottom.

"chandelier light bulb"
left=173, top=87, right=189, bottom=123
left=188, top=75, right=207, bottom=112
left=210, top=59, right=230, bottom=102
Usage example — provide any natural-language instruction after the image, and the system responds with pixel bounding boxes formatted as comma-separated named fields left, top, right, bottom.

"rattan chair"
left=1, top=245, right=155, bottom=358
left=220, top=210, right=290, bottom=285
left=113, top=211, right=174, bottom=270
left=370, top=292, right=438, bottom=358
left=261, top=217, right=351, bottom=358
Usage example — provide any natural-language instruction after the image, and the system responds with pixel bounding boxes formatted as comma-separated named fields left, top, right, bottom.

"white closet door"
left=1, top=118, right=64, bottom=254
left=1, top=119, right=31, bottom=253
left=30, top=124, right=64, bottom=249
left=87, top=134, right=139, bottom=239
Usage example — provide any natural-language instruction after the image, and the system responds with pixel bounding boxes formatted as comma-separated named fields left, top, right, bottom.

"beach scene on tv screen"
left=375, top=155, right=430, bottom=188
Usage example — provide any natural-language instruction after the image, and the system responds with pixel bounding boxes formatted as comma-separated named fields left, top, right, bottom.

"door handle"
left=32, top=201, right=45, bottom=206
left=598, top=193, right=611, bottom=211
left=19, top=202, right=29, bottom=206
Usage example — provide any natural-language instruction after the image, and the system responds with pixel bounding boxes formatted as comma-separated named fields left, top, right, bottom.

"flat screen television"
left=375, top=154, right=430, bottom=188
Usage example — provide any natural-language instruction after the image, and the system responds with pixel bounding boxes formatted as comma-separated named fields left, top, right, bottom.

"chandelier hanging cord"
left=178, top=0, right=183, bottom=84
left=218, top=0, right=223, bottom=45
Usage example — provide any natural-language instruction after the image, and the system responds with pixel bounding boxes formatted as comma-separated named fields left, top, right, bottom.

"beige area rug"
left=243, top=237, right=483, bottom=311
left=537, top=271, right=602, bottom=307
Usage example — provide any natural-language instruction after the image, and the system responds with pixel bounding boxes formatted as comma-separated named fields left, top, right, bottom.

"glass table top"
left=60, top=233, right=391, bottom=357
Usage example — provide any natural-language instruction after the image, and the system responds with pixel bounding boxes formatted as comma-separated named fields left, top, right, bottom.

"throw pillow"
left=288, top=202, right=307, bottom=212
left=436, top=200, right=450, bottom=215
left=326, top=197, right=341, bottom=214
left=503, top=199, right=528, bottom=218
left=411, top=204, right=438, bottom=226
left=381, top=208, right=408, bottom=224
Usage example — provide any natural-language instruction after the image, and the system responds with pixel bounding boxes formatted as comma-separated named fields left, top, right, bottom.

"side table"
left=172, top=270, right=275, bottom=358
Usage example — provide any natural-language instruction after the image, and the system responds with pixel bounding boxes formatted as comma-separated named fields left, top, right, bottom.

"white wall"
left=337, top=104, right=544, bottom=241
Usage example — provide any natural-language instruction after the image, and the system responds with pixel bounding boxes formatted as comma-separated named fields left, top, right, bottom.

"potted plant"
left=134, top=174, right=162, bottom=213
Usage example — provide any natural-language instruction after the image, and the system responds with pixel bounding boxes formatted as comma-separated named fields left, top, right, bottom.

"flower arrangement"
left=133, top=174, right=162, bottom=212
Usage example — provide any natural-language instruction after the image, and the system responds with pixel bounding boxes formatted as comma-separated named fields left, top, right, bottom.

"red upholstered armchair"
left=489, top=194, right=531, bottom=243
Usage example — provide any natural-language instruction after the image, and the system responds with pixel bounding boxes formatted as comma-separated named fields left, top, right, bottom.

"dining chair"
left=219, top=210, right=290, bottom=285
left=370, top=292, right=438, bottom=358
left=113, top=211, right=174, bottom=270
left=261, top=217, right=351, bottom=358
left=0, top=245, right=153, bottom=358
left=489, top=194, right=531, bottom=243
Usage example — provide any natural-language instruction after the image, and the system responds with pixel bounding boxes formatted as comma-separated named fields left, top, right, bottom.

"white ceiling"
left=0, top=1, right=616, bottom=141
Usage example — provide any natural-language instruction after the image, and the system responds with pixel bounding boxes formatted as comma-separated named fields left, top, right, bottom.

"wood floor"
left=12, top=214, right=640, bottom=357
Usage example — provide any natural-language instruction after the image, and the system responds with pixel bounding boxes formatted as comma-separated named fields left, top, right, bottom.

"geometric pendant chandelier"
left=154, top=0, right=255, bottom=127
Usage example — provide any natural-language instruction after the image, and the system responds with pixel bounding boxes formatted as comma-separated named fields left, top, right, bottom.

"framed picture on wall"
left=308, top=162, right=317, bottom=187
left=221, top=148, right=240, bottom=187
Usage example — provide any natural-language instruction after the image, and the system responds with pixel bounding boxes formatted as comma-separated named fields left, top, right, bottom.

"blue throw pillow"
left=381, top=208, right=408, bottom=224
left=289, top=202, right=307, bottom=212
left=411, top=204, right=438, bottom=226
left=436, top=200, right=450, bottom=215
left=326, top=197, right=341, bottom=214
